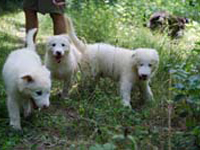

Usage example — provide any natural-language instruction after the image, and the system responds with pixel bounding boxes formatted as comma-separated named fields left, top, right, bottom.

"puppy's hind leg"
left=7, top=95, right=21, bottom=130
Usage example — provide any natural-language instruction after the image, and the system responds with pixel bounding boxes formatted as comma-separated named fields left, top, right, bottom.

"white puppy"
left=45, top=33, right=84, bottom=98
left=2, top=28, right=51, bottom=130
left=66, top=17, right=159, bottom=108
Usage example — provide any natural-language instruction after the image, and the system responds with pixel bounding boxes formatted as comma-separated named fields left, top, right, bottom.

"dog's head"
left=132, top=48, right=159, bottom=81
left=18, top=66, right=51, bottom=109
left=147, top=11, right=169, bottom=31
left=47, top=35, right=72, bottom=63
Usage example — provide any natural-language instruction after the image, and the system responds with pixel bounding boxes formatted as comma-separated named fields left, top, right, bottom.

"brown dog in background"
left=147, top=11, right=189, bottom=38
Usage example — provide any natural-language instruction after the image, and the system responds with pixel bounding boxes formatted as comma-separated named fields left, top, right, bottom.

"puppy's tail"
left=26, top=28, right=37, bottom=51
left=65, top=16, right=86, bottom=53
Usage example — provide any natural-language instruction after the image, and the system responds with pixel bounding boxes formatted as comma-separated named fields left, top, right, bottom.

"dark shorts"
left=23, top=0, right=65, bottom=14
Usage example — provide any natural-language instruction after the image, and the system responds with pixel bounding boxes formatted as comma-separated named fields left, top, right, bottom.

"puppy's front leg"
left=7, top=96, right=21, bottom=130
left=139, top=81, right=153, bottom=102
left=120, top=78, right=132, bottom=108
left=23, top=100, right=32, bottom=118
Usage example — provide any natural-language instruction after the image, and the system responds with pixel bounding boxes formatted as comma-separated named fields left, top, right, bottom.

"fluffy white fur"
left=2, top=28, right=51, bottom=130
left=45, top=34, right=84, bottom=98
left=66, top=17, right=159, bottom=108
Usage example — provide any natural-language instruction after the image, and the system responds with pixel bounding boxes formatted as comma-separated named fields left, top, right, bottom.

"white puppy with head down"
left=45, top=33, right=84, bottom=98
left=66, top=17, right=159, bottom=108
left=2, top=28, right=51, bottom=130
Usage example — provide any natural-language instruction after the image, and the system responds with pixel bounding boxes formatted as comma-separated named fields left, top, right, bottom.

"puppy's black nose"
left=56, top=51, right=61, bottom=56
left=142, top=74, right=147, bottom=78
left=140, top=74, right=148, bottom=80
left=42, top=105, right=48, bottom=109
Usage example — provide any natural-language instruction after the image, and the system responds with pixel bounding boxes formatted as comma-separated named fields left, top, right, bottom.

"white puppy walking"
left=2, top=28, right=51, bottom=130
left=66, top=17, right=159, bottom=108
left=45, top=32, right=84, bottom=98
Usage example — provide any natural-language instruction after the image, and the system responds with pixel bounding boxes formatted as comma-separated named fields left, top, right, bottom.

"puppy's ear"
left=131, top=51, right=137, bottom=66
left=46, top=36, right=54, bottom=47
left=61, top=35, right=72, bottom=43
left=131, top=51, right=136, bottom=58
left=47, top=36, right=53, bottom=42
left=21, top=75, right=34, bottom=83
left=154, top=50, right=159, bottom=63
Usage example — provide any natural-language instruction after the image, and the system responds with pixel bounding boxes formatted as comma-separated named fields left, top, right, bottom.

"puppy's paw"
left=8, top=127, right=23, bottom=136
left=122, top=101, right=132, bottom=109
left=24, top=110, right=32, bottom=119
left=8, top=124, right=23, bottom=134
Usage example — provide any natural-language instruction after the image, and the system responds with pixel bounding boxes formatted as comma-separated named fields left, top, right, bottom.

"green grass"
left=0, top=2, right=200, bottom=149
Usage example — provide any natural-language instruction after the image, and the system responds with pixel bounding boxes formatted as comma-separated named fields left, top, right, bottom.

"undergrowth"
left=0, top=0, right=200, bottom=149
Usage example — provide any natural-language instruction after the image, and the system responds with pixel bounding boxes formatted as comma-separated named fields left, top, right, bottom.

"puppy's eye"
left=52, top=43, right=56, bottom=47
left=140, top=64, right=144, bottom=66
left=61, top=43, right=65, bottom=47
left=148, top=64, right=152, bottom=67
left=36, top=91, right=42, bottom=96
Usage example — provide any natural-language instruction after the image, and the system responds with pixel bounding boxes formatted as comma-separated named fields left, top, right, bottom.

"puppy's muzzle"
left=42, top=105, right=49, bottom=109
left=56, top=51, right=62, bottom=56
left=31, top=98, right=49, bottom=110
left=31, top=98, right=39, bottom=109
left=139, top=74, right=148, bottom=80
left=54, top=51, right=63, bottom=63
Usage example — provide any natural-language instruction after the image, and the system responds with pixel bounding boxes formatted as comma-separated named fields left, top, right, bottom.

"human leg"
left=24, top=9, right=38, bottom=42
left=50, top=13, right=67, bottom=35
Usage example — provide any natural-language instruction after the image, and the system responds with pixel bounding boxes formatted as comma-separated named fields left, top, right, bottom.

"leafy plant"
left=171, top=42, right=200, bottom=148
